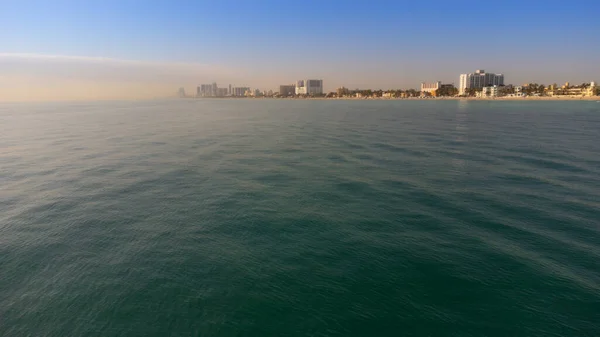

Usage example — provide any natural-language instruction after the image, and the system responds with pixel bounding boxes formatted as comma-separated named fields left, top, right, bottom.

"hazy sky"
left=1, top=0, right=600, bottom=101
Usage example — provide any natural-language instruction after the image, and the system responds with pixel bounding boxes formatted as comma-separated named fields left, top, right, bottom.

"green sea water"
left=1, top=99, right=599, bottom=336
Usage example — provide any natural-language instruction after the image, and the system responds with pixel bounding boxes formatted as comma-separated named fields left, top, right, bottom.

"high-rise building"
left=232, top=87, right=250, bottom=97
left=216, top=87, right=228, bottom=97
left=198, top=83, right=232, bottom=97
left=295, top=79, right=323, bottom=95
left=178, top=88, right=186, bottom=98
left=458, top=70, right=504, bottom=95
left=199, top=84, right=213, bottom=97
left=279, top=84, right=296, bottom=96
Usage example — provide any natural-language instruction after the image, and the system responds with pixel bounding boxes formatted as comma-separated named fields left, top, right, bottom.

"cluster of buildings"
left=417, top=70, right=505, bottom=97
left=420, top=81, right=458, bottom=97
left=545, top=82, right=598, bottom=97
left=277, top=79, right=324, bottom=97
left=341, top=89, right=422, bottom=99
left=193, top=79, right=324, bottom=98
left=420, top=69, right=598, bottom=98
left=196, top=83, right=256, bottom=97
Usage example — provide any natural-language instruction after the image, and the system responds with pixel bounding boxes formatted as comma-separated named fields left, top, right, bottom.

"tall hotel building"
left=295, top=79, right=323, bottom=95
left=459, top=70, right=504, bottom=95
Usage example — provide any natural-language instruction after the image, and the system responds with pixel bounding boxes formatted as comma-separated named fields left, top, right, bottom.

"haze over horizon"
left=1, top=0, right=599, bottom=101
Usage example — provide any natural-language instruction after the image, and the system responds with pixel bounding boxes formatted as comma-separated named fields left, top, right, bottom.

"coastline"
left=184, top=96, right=600, bottom=101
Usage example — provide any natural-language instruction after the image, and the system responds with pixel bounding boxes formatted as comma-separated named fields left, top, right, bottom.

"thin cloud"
left=0, top=52, right=234, bottom=73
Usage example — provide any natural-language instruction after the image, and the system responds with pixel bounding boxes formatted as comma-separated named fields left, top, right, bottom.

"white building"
left=295, top=79, right=323, bottom=95
left=459, top=70, right=504, bottom=95
left=420, top=81, right=441, bottom=95
left=478, top=85, right=500, bottom=98
left=506, top=85, right=525, bottom=97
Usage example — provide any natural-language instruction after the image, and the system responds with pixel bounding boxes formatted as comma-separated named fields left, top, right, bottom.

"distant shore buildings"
left=182, top=74, right=598, bottom=100
left=546, top=82, right=597, bottom=97
left=192, top=79, right=324, bottom=98
left=196, top=83, right=251, bottom=97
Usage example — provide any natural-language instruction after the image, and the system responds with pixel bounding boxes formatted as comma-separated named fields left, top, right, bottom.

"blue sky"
left=1, top=0, right=600, bottom=99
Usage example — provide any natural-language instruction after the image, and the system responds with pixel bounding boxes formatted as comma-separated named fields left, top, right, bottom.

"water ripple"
left=1, top=100, right=599, bottom=336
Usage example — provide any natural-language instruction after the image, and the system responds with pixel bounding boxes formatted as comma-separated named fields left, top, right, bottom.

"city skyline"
left=1, top=1, right=599, bottom=101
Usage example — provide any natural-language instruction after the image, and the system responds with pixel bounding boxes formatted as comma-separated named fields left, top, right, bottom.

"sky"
left=1, top=0, right=600, bottom=101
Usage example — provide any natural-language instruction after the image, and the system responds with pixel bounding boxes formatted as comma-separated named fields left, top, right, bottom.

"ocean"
left=1, top=99, right=599, bottom=336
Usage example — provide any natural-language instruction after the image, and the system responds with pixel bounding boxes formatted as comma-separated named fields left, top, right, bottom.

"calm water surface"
left=1, top=99, right=599, bottom=336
